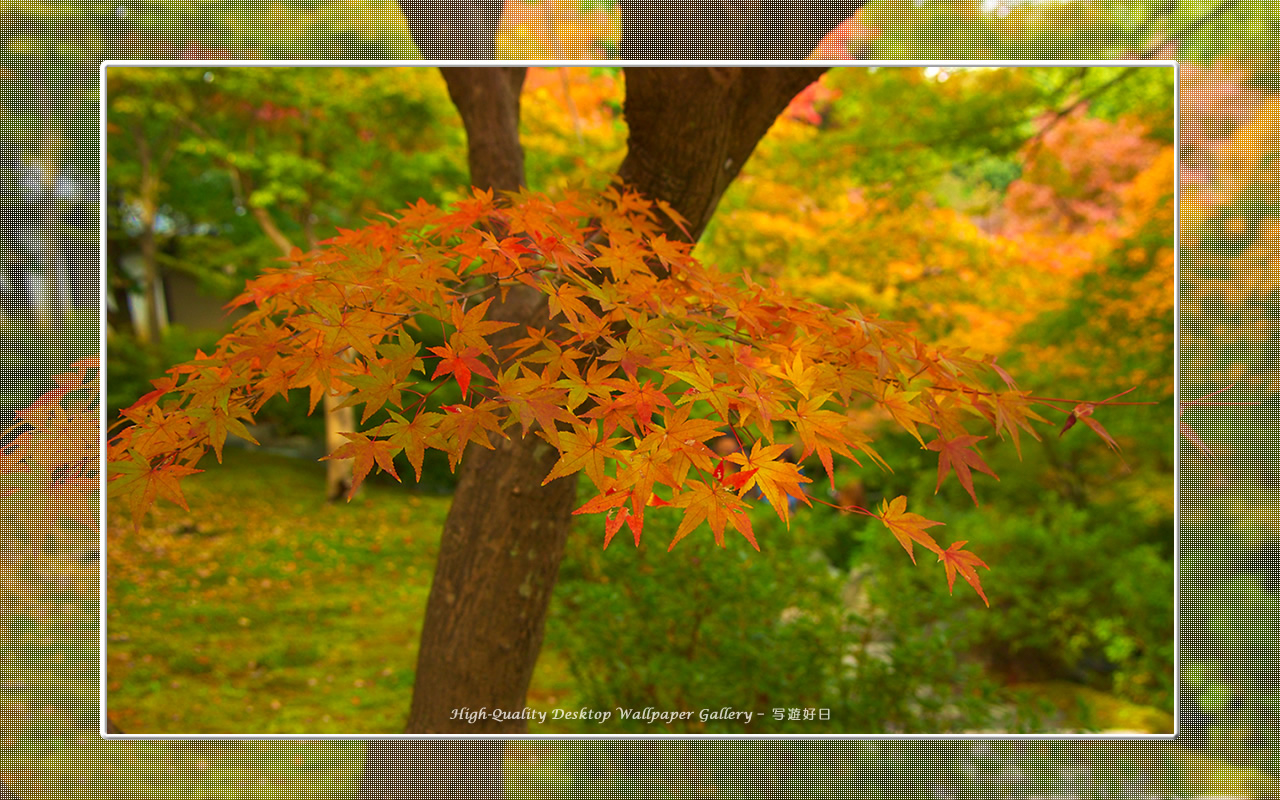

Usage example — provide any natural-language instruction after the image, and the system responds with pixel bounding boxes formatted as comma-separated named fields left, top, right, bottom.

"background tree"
left=106, top=65, right=464, bottom=498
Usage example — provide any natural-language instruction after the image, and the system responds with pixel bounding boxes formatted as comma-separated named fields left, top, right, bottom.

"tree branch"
left=439, top=67, right=527, bottom=193
left=617, top=66, right=827, bottom=244
left=176, top=115, right=296, bottom=256
left=227, top=165, right=295, bottom=257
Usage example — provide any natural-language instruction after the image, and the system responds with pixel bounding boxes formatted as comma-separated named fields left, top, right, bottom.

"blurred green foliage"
left=548, top=500, right=1008, bottom=734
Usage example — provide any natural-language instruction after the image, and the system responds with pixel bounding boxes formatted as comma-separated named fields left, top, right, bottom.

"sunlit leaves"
left=877, top=381, right=931, bottom=447
left=541, top=421, right=625, bottom=491
left=727, top=441, right=812, bottom=528
left=781, top=392, right=858, bottom=491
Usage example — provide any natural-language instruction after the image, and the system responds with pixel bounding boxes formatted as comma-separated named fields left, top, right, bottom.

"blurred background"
left=0, top=1, right=1274, bottom=797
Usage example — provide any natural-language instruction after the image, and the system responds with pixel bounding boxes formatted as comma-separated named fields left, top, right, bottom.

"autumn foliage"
left=102, top=186, right=1139, bottom=607
left=1, top=359, right=99, bottom=532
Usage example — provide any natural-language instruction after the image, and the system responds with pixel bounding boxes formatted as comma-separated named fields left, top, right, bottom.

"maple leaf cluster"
left=1, top=358, right=99, bottom=532
left=103, top=187, right=1139, bottom=606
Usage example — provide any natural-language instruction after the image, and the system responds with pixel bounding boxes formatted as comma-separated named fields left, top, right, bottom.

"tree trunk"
left=616, top=67, right=829, bottom=244
left=33, top=52, right=68, bottom=331
left=136, top=176, right=163, bottom=345
left=323, top=383, right=358, bottom=501
left=359, top=30, right=537, bottom=796
left=361, top=6, right=865, bottom=798
left=395, top=0, right=505, bottom=60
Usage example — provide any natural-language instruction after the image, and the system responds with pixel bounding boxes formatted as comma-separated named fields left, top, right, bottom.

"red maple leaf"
left=926, top=434, right=998, bottom=506
left=938, top=540, right=990, bottom=607
left=428, top=342, right=494, bottom=400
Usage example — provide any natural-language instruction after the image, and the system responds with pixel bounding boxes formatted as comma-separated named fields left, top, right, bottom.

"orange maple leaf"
left=540, top=421, right=624, bottom=491
left=877, top=381, right=931, bottom=447
left=108, top=452, right=203, bottom=531
left=450, top=296, right=518, bottom=354
left=938, top=540, right=990, bottom=607
left=382, top=410, right=445, bottom=482
left=670, top=479, right=757, bottom=551
left=340, top=361, right=414, bottom=424
left=878, top=495, right=944, bottom=564
left=322, top=431, right=401, bottom=498
left=981, top=391, right=1046, bottom=459
left=727, top=440, right=811, bottom=527
left=783, top=391, right=857, bottom=490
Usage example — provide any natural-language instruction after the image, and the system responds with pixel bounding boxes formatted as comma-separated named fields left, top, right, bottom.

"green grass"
left=105, top=447, right=450, bottom=735
left=2, top=446, right=586, bottom=797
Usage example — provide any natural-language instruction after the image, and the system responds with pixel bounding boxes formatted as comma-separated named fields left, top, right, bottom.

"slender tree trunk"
left=134, top=132, right=163, bottom=346
left=33, top=51, right=67, bottom=331
left=322, top=371, right=358, bottom=500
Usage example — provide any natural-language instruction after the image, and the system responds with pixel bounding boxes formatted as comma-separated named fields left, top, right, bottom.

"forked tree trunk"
left=361, top=4, right=866, bottom=798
